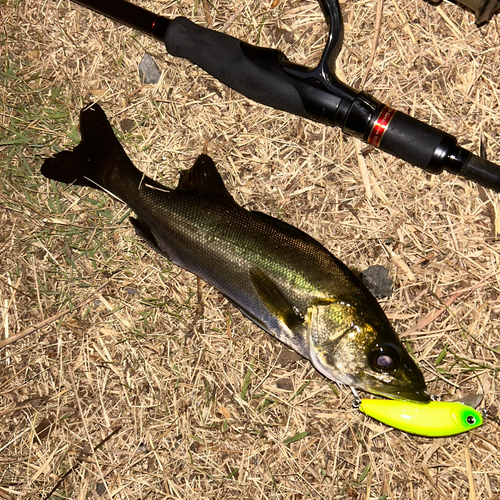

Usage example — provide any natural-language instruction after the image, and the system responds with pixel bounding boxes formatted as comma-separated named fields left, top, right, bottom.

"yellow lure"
left=359, top=399, right=483, bottom=437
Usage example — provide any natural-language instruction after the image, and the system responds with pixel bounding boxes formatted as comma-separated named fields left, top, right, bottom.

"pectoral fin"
left=249, top=268, right=304, bottom=331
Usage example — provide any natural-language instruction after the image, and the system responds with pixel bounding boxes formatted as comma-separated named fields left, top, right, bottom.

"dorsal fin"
left=176, top=154, right=237, bottom=205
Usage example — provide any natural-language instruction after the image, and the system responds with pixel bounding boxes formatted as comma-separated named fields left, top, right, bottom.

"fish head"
left=307, top=300, right=429, bottom=402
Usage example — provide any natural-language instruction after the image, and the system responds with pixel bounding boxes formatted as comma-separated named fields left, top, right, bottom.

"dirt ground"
left=1, top=0, right=500, bottom=498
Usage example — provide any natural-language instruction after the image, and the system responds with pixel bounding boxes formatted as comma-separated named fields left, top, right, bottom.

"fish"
left=41, top=103, right=429, bottom=402
left=359, top=398, right=483, bottom=436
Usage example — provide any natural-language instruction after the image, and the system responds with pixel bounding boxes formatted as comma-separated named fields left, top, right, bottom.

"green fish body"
left=41, top=104, right=429, bottom=402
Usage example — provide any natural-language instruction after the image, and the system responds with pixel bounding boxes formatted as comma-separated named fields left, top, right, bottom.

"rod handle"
left=369, top=107, right=500, bottom=191
left=165, top=17, right=309, bottom=118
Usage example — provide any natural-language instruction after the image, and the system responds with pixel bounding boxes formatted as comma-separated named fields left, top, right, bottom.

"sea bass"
left=41, top=103, right=429, bottom=402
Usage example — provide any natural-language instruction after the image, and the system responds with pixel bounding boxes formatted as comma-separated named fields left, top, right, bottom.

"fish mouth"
left=356, top=359, right=431, bottom=402
left=368, top=386, right=431, bottom=402
left=354, top=372, right=431, bottom=402
left=308, top=342, right=431, bottom=402
left=383, top=389, right=431, bottom=402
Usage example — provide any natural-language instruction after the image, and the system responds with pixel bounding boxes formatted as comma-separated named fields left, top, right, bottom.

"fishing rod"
left=71, top=0, right=500, bottom=192
left=443, top=0, right=500, bottom=24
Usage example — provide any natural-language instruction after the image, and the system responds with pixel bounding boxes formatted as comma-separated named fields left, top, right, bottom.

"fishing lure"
left=359, top=398, right=483, bottom=437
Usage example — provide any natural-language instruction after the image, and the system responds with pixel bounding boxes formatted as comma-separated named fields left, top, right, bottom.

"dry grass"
left=1, top=0, right=500, bottom=498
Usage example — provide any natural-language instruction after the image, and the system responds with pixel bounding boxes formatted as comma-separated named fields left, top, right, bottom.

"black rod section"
left=72, top=0, right=170, bottom=41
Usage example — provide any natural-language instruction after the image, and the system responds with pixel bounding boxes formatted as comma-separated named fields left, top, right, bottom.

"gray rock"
left=139, top=54, right=161, bottom=84
left=359, top=265, right=393, bottom=298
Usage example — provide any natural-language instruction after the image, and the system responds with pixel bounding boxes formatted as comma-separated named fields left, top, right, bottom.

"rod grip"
left=164, top=17, right=308, bottom=117
left=370, top=109, right=452, bottom=173
left=368, top=107, right=500, bottom=191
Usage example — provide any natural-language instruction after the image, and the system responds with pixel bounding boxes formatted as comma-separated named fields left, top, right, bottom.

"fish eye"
left=376, top=354, right=393, bottom=368
left=369, top=346, right=400, bottom=372
left=466, top=415, right=476, bottom=425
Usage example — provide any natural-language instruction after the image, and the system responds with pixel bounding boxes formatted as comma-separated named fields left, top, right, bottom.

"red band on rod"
left=367, top=106, right=396, bottom=148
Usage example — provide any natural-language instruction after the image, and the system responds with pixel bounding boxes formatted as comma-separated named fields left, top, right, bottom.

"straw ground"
left=1, top=0, right=499, bottom=498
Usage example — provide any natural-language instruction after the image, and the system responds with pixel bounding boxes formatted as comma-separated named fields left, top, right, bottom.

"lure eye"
left=466, top=415, right=476, bottom=425
left=370, top=346, right=400, bottom=372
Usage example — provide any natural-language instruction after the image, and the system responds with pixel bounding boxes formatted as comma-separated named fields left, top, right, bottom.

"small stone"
left=34, top=418, right=54, bottom=441
left=138, top=54, right=161, bottom=84
left=359, top=265, right=393, bottom=298
left=120, top=118, right=135, bottom=133
left=277, top=347, right=302, bottom=367
left=96, top=482, right=106, bottom=496
left=276, top=378, right=294, bottom=391
left=137, top=442, right=148, bottom=452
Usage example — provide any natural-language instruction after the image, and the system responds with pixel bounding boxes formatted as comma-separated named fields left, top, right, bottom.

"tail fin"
left=41, top=103, right=132, bottom=191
